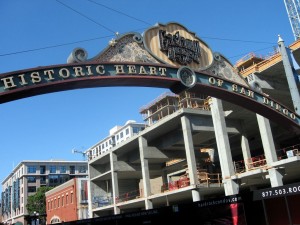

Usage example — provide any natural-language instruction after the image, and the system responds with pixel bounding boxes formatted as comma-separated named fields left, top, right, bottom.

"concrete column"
left=162, top=170, right=168, bottom=187
left=210, top=98, right=239, bottom=195
left=241, top=136, right=251, bottom=170
left=223, top=179, right=240, bottom=196
left=181, top=115, right=201, bottom=202
left=268, top=168, right=284, bottom=187
left=87, top=170, right=93, bottom=218
left=256, top=114, right=277, bottom=164
left=110, top=152, right=120, bottom=214
left=240, top=122, right=252, bottom=171
left=256, top=114, right=283, bottom=187
left=138, top=136, right=153, bottom=210
left=147, top=110, right=153, bottom=126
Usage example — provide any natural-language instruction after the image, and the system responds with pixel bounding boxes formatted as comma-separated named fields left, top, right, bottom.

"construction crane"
left=72, top=148, right=86, bottom=160
left=284, top=0, right=300, bottom=40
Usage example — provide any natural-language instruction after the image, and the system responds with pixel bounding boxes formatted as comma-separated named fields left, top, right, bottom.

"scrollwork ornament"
left=67, top=48, right=88, bottom=63
left=213, top=52, right=222, bottom=62
left=133, top=33, right=143, bottom=44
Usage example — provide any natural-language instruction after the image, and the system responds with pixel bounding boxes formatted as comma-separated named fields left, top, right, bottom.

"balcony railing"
left=234, top=154, right=267, bottom=173
left=162, top=172, right=222, bottom=191
left=234, top=144, right=300, bottom=174
left=92, top=172, right=222, bottom=209
left=115, top=189, right=143, bottom=203
left=277, top=144, right=300, bottom=160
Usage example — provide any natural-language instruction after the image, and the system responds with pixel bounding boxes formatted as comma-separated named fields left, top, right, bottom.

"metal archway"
left=0, top=62, right=299, bottom=131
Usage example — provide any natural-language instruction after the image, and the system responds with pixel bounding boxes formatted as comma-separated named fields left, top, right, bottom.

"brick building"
left=45, top=178, right=89, bottom=224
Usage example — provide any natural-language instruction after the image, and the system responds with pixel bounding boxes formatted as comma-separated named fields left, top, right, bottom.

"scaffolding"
left=139, top=91, right=210, bottom=126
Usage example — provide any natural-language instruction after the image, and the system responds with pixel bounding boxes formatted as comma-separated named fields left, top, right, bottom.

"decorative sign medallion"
left=177, top=66, right=196, bottom=88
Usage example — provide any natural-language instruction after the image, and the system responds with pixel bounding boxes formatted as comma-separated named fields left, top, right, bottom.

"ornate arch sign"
left=0, top=22, right=299, bottom=131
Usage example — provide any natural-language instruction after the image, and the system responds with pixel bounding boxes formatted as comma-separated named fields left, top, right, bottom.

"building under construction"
left=88, top=82, right=299, bottom=225
left=78, top=21, right=300, bottom=225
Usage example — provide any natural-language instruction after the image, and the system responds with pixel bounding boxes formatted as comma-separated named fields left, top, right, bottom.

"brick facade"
left=45, top=178, right=88, bottom=224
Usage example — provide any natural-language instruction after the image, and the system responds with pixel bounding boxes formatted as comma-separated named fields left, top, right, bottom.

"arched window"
left=50, top=217, right=61, bottom=224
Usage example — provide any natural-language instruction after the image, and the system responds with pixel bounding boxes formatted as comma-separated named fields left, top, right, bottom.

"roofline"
left=1, top=160, right=87, bottom=184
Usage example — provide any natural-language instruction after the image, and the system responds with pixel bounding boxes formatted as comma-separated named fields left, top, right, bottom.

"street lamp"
left=33, top=211, right=39, bottom=225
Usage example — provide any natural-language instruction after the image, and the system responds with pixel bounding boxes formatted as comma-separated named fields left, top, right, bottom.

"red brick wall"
left=46, top=179, right=78, bottom=224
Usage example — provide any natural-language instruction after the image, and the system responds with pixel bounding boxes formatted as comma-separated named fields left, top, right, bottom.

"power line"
left=0, top=35, right=113, bottom=57
left=0, top=36, right=277, bottom=58
left=55, top=0, right=116, bottom=34
left=87, top=0, right=152, bottom=26
left=227, top=46, right=277, bottom=59
left=0, top=0, right=279, bottom=59
left=201, top=36, right=276, bottom=45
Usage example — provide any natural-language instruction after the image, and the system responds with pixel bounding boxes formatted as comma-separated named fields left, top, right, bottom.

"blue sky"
left=0, top=0, right=295, bottom=183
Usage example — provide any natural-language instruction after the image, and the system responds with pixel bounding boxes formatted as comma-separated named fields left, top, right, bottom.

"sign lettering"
left=159, top=30, right=201, bottom=65
left=0, top=64, right=167, bottom=90
left=0, top=63, right=299, bottom=128
left=253, top=182, right=300, bottom=200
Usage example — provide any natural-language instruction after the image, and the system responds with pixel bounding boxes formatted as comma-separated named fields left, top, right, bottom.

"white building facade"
left=85, top=120, right=146, bottom=160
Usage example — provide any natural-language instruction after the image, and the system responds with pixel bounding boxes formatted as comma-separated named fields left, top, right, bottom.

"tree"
left=26, top=186, right=53, bottom=215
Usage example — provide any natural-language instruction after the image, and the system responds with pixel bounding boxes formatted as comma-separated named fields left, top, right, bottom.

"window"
left=48, top=202, right=50, bottom=211
left=49, top=165, right=56, bottom=173
left=40, top=165, right=46, bottom=174
left=60, top=166, right=66, bottom=173
left=70, top=166, right=75, bottom=174
left=81, top=181, right=88, bottom=202
left=49, top=175, right=59, bottom=186
left=61, top=196, right=64, bottom=206
left=125, top=128, right=129, bottom=135
left=66, top=195, right=69, bottom=204
left=79, top=166, right=86, bottom=173
left=51, top=218, right=61, bottom=224
left=133, top=127, right=140, bottom=134
left=71, top=193, right=73, bottom=204
left=111, top=136, right=115, bottom=144
left=40, top=176, right=46, bottom=184
left=28, top=186, right=36, bottom=193
left=27, top=176, right=36, bottom=183
left=57, top=197, right=60, bottom=208
left=59, top=175, right=69, bottom=184
left=120, top=132, right=123, bottom=138
left=48, top=174, right=69, bottom=186
left=27, top=166, right=36, bottom=174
